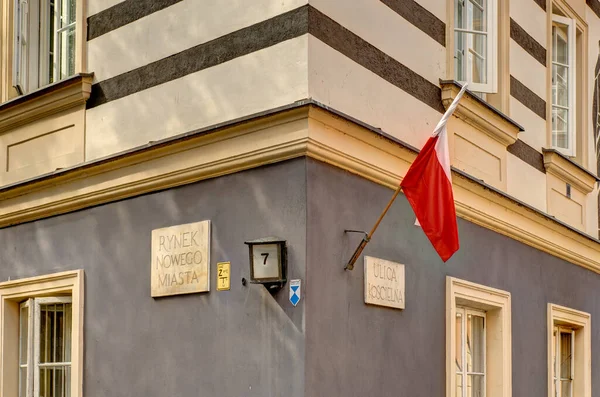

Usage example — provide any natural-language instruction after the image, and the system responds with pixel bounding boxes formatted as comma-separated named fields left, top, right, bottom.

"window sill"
left=440, top=80, right=523, bottom=146
left=0, top=73, right=93, bottom=134
left=542, top=149, right=599, bottom=194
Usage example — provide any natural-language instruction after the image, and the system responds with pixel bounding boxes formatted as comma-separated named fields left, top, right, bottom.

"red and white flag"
left=400, top=84, right=467, bottom=262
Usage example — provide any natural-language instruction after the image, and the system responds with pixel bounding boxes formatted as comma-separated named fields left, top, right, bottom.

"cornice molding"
left=0, top=102, right=598, bottom=274
left=549, top=303, right=591, bottom=325
left=0, top=73, right=94, bottom=134
left=0, top=269, right=83, bottom=292
left=440, top=80, right=522, bottom=146
left=543, top=149, right=599, bottom=193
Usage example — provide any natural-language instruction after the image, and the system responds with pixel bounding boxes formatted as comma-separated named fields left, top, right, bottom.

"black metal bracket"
left=344, top=229, right=368, bottom=237
left=344, top=230, right=370, bottom=271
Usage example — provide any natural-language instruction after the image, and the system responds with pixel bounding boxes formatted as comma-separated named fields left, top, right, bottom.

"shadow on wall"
left=0, top=161, right=307, bottom=396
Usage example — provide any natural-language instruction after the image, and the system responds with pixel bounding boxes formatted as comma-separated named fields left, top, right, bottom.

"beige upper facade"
left=0, top=0, right=599, bottom=268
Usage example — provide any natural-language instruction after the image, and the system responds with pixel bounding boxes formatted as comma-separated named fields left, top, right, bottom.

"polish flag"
left=400, top=84, right=468, bottom=262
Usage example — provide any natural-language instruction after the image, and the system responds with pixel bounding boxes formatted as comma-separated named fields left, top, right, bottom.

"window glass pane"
left=552, top=328, right=557, bottom=378
left=469, top=0, right=486, bottom=32
left=470, top=34, right=487, bottom=84
left=40, top=305, right=47, bottom=363
left=56, top=305, right=64, bottom=363
left=58, top=27, right=76, bottom=80
left=20, top=304, right=28, bottom=365
left=60, top=0, right=68, bottom=27
left=467, top=314, right=485, bottom=373
left=455, top=0, right=465, bottom=29
left=40, top=303, right=72, bottom=364
left=19, top=367, right=27, bottom=397
left=560, top=332, right=572, bottom=379
left=17, top=0, right=29, bottom=93
left=68, top=0, right=76, bottom=24
left=38, top=302, right=72, bottom=397
left=552, top=108, right=569, bottom=149
left=467, top=374, right=484, bottom=397
left=553, top=64, right=569, bottom=107
left=455, top=32, right=466, bottom=82
left=454, top=0, right=489, bottom=85
left=66, top=366, right=71, bottom=397
left=456, top=312, right=463, bottom=372
left=555, top=26, right=569, bottom=65
left=39, top=366, right=71, bottom=397
left=40, top=367, right=48, bottom=397
left=49, top=0, right=56, bottom=84
left=40, top=304, right=55, bottom=363
left=65, top=303, right=72, bottom=362
left=54, top=367, right=65, bottom=397
left=38, top=366, right=69, bottom=397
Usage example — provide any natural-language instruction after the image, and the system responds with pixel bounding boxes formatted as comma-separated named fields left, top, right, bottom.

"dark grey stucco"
left=2, top=157, right=600, bottom=397
left=0, top=159, right=307, bottom=397
left=305, top=158, right=600, bottom=397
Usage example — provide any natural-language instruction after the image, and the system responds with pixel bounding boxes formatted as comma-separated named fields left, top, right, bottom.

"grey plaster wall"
left=305, top=158, right=600, bottom=397
left=0, top=158, right=307, bottom=397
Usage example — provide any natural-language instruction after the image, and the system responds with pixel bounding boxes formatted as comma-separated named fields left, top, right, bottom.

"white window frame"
left=12, top=0, right=77, bottom=95
left=454, top=0, right=498, bottom=93
left=547, top=304, right=591, bottom=397
left=553, top=326, right=575, bottom=397
left=0, top=270, right=83, bottom=397
left=455, top=307, right=487, bottom=397
left=19, top=297, right=73, bottom=397
left=551, top=14, right=576, bottom=157
left=447, top=277, right=511, bottom=397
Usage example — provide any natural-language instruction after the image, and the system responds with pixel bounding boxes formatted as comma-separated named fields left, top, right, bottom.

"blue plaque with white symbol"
left=289, top=279, right=301, bottom=306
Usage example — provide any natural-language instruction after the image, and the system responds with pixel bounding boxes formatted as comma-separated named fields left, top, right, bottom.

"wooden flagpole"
left=344, top=185, right=403, bottom=270
left=343, top=84, right=468, bottom=270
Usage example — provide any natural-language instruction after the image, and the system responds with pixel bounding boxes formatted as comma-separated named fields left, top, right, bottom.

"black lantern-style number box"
left=244, top=237, right=287, bottom=290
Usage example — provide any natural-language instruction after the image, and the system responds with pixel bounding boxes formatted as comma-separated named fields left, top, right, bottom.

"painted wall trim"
left=441, top=80, right=522, bottom=146
left=0, top=73, right=93, bottom=133
left=543, top=149, right=599, bottom=193
left=510, top=18, right=547, bottom=66
left=1, top=101, right=600, bottom=275
left=510, top=75, right=547, bottom=119
left=87, top=0, right=183, bottom=40
left=379, top=0, right=445, bottom=46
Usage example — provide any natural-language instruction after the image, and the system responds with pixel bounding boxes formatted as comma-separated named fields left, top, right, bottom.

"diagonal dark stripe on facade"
left=88, top=5, right=445, bottom=114
left=510, top=18, right=546, bottom=66
left=88, top=0, right=183, bottom=41
left=380, top=0, right=445, bottom=46
left=308, top=7, right=444, bottom=113
left=510, top=75, right=546, bottom=120
left=587, top=0, right=600, bottom=19
left=533, top=0, right=546, bottom=11
left=507, top=139, right=545, bottom=173
left=87, top=6, right=310, bottom=109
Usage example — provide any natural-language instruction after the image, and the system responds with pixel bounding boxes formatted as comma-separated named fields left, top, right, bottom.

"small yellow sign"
left=217, top=262, right=231, bottom=291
